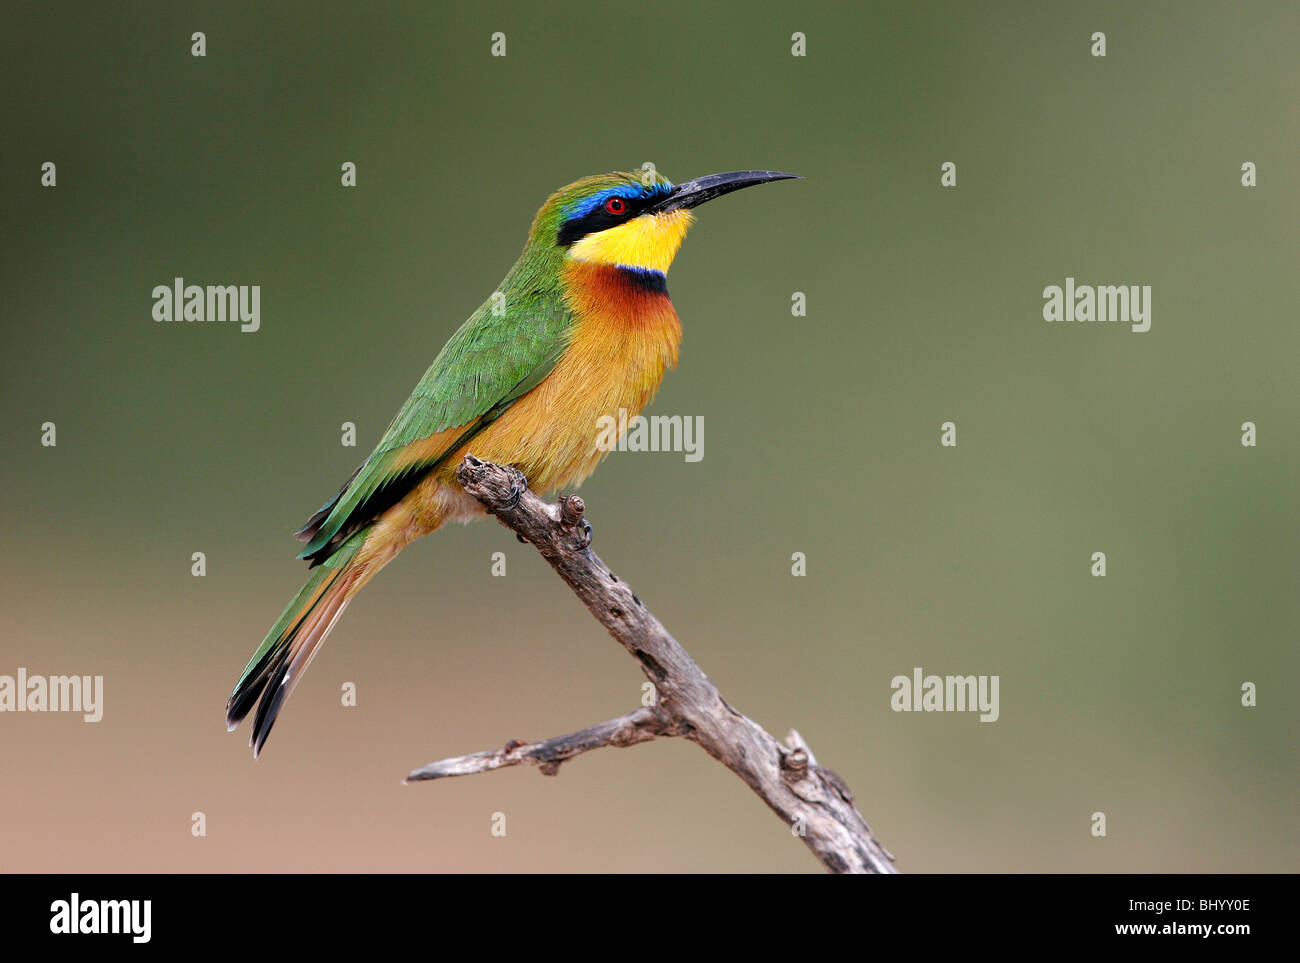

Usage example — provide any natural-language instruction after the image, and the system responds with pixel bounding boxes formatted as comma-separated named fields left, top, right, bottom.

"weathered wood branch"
left=407, top=706, right=672, bottom=779
left=404, top=455, right=897, bottom=874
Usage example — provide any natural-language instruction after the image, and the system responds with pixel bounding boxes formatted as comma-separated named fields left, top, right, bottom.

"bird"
left=225, top=166, right=798, bottom=757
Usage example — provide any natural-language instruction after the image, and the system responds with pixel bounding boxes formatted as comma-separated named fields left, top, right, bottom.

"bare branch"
left=406, top=454, right=897, bottom=875
left=405, top=707, right=673, bottom=781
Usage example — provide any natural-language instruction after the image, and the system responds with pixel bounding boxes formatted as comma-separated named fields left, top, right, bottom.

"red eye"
left=604, top=197, right=628, bottom=215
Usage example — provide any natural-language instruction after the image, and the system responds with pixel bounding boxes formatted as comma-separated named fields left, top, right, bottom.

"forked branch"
left=404, top=455, right=897, bottom=874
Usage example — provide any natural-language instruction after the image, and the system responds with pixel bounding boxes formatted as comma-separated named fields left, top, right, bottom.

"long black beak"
left=651, top=170, right=800, bottom=214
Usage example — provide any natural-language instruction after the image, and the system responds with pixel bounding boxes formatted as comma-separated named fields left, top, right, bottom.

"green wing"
left=296, top=287, right=571, bottom=564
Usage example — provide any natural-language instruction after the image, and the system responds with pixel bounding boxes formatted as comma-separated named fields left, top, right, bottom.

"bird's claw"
left=499, top=473, right=527, bottom=512
left=576, top=517, right=593, bottom=549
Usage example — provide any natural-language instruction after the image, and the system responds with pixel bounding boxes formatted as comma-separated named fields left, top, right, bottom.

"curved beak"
left=650, top=170, right=800, bottom=214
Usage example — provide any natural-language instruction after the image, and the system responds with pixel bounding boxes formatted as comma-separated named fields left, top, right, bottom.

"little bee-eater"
left=226, top=167, right=798, bottom=756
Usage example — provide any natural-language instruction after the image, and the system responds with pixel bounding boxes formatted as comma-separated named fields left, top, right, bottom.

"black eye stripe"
left=556, top=194, right=652, bottom=247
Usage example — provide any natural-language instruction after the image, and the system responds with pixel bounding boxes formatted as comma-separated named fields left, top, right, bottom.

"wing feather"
left=296, top=288, right=571, bottom=564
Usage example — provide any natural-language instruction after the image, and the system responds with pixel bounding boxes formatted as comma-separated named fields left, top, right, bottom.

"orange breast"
left=452, top=260, right=682, bottom=494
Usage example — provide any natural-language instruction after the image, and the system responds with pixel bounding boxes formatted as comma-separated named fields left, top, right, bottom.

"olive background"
left=1, top=0, right=1296, bottom=872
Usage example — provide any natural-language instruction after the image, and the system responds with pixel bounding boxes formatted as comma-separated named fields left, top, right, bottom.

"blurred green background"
left=1, top=0, right=1296, bottom=872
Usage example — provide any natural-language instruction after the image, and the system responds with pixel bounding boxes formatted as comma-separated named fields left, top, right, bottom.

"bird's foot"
left=498, top=470, right=528, bottom=512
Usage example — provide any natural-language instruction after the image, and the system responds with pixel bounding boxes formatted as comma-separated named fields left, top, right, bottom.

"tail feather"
left=248, top=573, right=354, bottom=757
left=226, top=529, right=367, bottom=757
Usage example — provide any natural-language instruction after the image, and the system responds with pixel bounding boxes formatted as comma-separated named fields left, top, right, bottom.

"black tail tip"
left=250, top=720, right=275, bottom=759
left=224, top=697, right=241, bottom=733
left=226, top=699, right=268, bottom=759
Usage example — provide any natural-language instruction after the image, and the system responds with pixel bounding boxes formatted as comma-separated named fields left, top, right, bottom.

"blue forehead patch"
left=564, top=181, right=675, bottom=221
